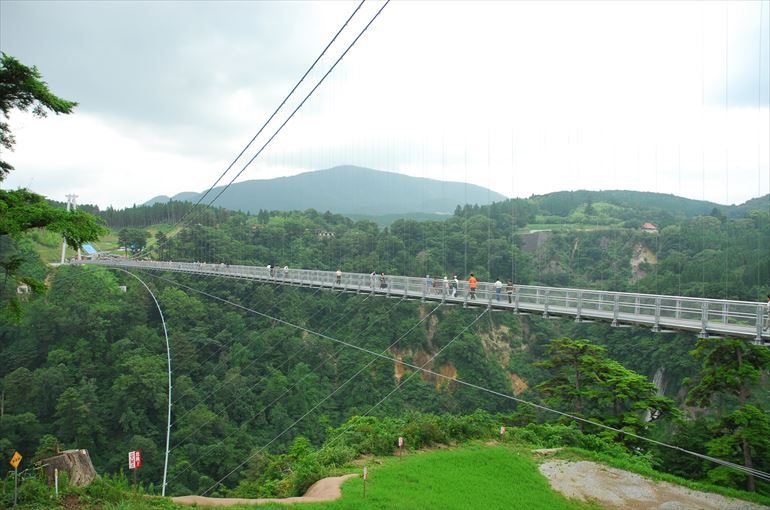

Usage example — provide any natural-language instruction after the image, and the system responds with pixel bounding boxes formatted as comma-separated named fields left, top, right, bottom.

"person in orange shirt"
left=468, top=273, right=477, bottom=299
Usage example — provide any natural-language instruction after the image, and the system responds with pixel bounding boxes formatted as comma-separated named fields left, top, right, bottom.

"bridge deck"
left=75, top=260, right=769, bottom=343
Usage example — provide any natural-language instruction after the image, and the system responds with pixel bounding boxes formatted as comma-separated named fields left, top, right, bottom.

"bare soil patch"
left=172, top=474, right=358, bottom=507
left=540, top=460, right=767, bottom=510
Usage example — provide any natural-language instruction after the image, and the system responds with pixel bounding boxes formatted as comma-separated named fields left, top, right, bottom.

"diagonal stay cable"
left=166, top=288, right=376, bottom=453
left=168, top=285, right=329, bottom=428
left=157, top=274, right=770, bottom=484
left=163, top=286, right=414, bottom=481
left=200, top=303, right=449, bottom=496
left=167, top=276, right=303, bottom=371
left=167, top=275, right=329, bottom=388
left=319, top=308, right=488, bottom=452
left=163, top=286, right=397, bottom=464
left=132, top=0, right=368, bottom=261
left=164, top=291, right=409, bottom=485
left=200, top=0, right=391, bottom=212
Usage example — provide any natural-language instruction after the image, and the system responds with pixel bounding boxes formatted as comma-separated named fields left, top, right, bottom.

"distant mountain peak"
left=144, top=165, right=507, bottom=215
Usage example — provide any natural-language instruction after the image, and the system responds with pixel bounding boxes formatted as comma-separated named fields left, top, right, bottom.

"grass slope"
left=254, top=444, right=601, bottom=510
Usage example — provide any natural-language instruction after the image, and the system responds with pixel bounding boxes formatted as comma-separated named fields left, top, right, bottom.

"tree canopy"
left=0, top=52, right=78, bottom=179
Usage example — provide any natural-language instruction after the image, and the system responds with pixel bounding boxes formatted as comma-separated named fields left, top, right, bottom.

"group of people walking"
left=422, top=273, right=516, bottom=302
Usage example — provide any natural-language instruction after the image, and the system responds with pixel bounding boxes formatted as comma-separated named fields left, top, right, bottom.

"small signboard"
left=500, top=426, right=506, bottom=436
left=398, top=436, right=404, bottom=448
left=10, top=451, right=22, bottom=469
left=128, top=450, right=142, bottom=470
left=363, top=466, right=368, bottom=480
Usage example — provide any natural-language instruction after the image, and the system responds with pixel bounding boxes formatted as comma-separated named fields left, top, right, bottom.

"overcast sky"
left=1, top=0, right=769, bottom=210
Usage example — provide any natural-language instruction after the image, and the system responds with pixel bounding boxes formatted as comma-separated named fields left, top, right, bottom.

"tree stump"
left=40, top=449, right=98, bottom=487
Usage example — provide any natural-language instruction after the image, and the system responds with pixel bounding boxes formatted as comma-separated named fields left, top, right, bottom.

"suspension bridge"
left=74, top=259, right=769, bottom=343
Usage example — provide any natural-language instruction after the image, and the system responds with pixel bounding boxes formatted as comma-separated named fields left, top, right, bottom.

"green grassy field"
left=28, top=224, right=180, bottom=264
left=250, top=444, right=602, bottom=510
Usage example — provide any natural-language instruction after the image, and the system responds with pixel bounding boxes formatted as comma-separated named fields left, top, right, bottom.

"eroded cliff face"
left=630, top=243, right=657, bottom=282
left=390, top=313, right=529, bottom=396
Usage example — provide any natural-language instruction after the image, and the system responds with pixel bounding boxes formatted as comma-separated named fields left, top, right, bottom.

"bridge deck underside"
left=77, top=260, right=768, bottom=343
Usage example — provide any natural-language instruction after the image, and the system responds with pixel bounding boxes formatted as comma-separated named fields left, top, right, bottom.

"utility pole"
left=60, top=194, right=81, bottom=263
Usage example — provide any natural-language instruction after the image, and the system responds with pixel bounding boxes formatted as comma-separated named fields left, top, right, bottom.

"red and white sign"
left=128, top=450, right=142, bottom=470
left=398, top=436, right=404, bottom=448
left=500, top=426, right=506, bottom=436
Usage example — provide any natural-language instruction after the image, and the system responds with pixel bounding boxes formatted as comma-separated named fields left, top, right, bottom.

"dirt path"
left=539, top=460, right=767, bottom=510
left=172, top=474, right=358, bottom=506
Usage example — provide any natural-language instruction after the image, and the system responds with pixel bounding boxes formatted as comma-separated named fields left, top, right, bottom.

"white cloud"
left=1, top=0, right=768, bottom=209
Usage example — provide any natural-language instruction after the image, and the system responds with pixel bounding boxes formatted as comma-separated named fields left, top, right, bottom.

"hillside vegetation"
left=2, top=187, right=769, bottom=504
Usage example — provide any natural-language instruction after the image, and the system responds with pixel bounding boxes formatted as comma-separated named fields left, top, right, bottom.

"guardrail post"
left=575, top=291, right=583, bottom=322
left=698, top=301, right=708, bottom=339
left=755, top=304, right=764, bottom=343
left=611, top=294, right=619, bottom=327
left=514, top=287, right=520, bottom=314
left=652, top=297, right=661, bottom=332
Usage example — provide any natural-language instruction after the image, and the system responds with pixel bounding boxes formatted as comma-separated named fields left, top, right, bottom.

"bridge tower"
left=60, top=194, right=81, bottom=263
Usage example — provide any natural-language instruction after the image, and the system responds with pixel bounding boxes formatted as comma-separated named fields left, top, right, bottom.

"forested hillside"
left=2, top=190, right=769, bottom=500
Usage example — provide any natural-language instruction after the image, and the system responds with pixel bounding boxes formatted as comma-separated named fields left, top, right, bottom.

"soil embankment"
left=540, top=460, right=767, bottom=510
left=172, top=474, right=358, bottom=506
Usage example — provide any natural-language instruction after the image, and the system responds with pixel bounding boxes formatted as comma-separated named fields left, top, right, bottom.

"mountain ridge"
left=144, top=165, right=507, bottom=215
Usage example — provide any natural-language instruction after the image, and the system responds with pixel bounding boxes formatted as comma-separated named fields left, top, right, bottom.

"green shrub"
left=18, top=477, right=50, bottom=505
left=315, top=445, right=356, bottom=467
left=290, top=458, right=328, bottom=496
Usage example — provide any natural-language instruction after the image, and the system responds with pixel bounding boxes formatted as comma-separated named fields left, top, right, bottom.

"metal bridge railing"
left=72, top=259, right=767, bottom=343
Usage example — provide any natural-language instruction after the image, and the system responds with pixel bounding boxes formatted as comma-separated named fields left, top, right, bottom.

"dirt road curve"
left=540, top=460, right=767, bottom=510
left=172, top=474, right=359, bottom=507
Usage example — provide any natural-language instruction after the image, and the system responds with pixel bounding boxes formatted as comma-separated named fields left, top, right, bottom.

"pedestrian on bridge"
left=506, top=280, right=514, bottom=303
left=443, top=275, right=449, bottom=296
left=494, top=279, right=503, bottom=301
left=370, top=271, right=376, bottom=289
left=336, top=268, right=342, bottom=285
left=380, top=272, right=388, bottom=289
left=469, top=274, right=477, bottom=300
left=425, top=275, right=433, bottom=293
left=451, top=275, right=458, bottom=297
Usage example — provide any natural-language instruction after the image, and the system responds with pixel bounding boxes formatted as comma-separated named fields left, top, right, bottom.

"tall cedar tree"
left=686, top=338, right=770, bottom=492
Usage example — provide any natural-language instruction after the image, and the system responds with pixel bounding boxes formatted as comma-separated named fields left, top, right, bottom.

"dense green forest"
left=2, top=190, right=769, bottom=501
left=112, top=190, right=770, bottom=300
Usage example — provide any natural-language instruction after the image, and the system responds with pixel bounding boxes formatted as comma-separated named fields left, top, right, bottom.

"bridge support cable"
left=168, top=285, right=328, bottom=429
left=149, top=271, right=770, bottom=486
left=162, top=285, right=413, bottom=485
left=166, top=291, right=409, bottom=487
left=200, top=300, right=449, bottom=496
left=166, top=288, right=379, bottom=455
left=166, top=277, right=334, bottom=390
left=166, top=275, right=320, bottom=376
left=200, top=0, right=391, bottom=213
left=144, top=0, right=392, bottom=265
left=319, top=308, right=489, bottom=454
left=110, top=269, right=173, bottom=497
left=133, top=0, right=369, bottom=261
